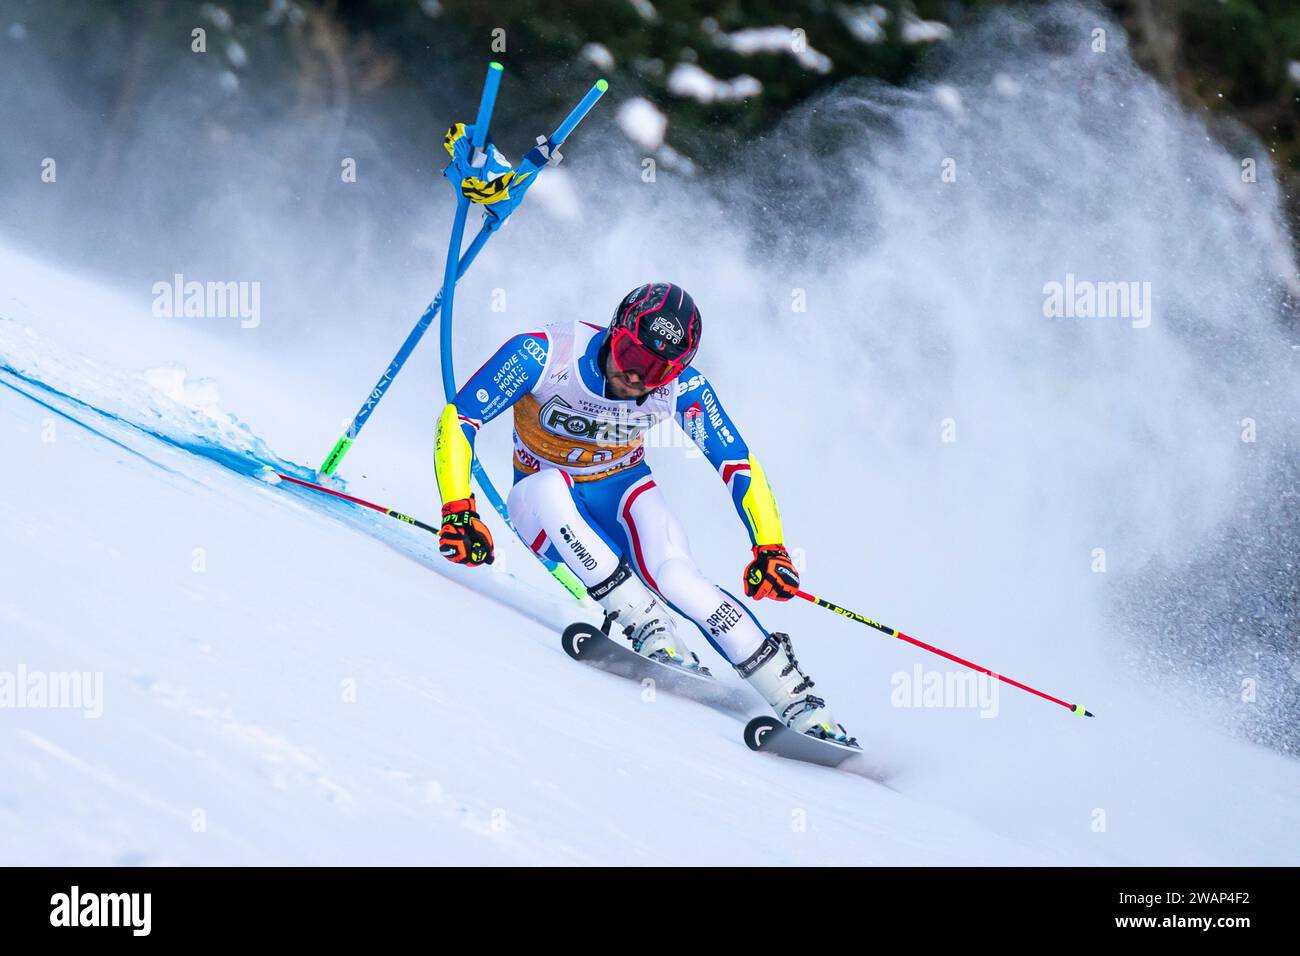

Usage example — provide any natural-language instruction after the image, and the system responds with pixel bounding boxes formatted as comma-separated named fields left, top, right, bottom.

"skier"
left=433, top=282, right=854, bottom=743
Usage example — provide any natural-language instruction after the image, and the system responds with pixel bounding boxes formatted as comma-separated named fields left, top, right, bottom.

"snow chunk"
left=993, top=73, right=1022, bottom=98
left=1289, top=61, right=1300, bottom=84
left=933, top=84, right=963, bottom=115
left=581, top=42, right=614, bottom=71
left=656, top=143, right=697, bottom=176
left=268, top=0, right=305, bottom=24
left=837, top=5, right=888, bottom=44
left=713, top=25, right=832, bottom=74
left=667, top=63, right=762, bottom=103
left=617, top=97, right=668, bottom=151
left=225, top=40, right=247, bottom=69
left=200, top=3, right=233, bottom=31
left=901, top=11, right=952, bottom=43
left=142, top=366, right=223, bottom=417
left=628, top=0, right=658, bottom=22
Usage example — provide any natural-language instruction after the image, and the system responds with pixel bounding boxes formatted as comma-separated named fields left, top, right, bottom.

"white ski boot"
left=588, top=557, right=701, bottom=670
left=737, top=632, right=855, bottom=743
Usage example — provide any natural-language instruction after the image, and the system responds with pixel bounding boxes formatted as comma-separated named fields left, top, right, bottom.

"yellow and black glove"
left=439, top=495, right=494, bottom=566
left=743, top=544, right=799, bottom=601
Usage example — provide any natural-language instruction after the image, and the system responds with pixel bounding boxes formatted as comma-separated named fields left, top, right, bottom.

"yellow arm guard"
left=739, top=455, right=784, bottom=546
left=434, top=404, right=474, bottom=504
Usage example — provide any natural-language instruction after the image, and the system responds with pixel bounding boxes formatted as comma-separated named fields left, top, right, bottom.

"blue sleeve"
left=451, top=331, right=550, bottom=447
left=675, top=368, right=757, bottom=529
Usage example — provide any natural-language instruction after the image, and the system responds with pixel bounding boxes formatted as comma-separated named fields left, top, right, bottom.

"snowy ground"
left=1, top=242, right=1297, bottom=866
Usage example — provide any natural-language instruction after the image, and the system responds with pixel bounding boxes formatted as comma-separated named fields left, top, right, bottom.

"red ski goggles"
left=608, top=326, right=688, bottom=389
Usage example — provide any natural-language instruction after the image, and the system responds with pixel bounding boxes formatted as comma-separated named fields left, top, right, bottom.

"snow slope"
left=0, top=300, right=1031, bottom=866
left=1, top=243, right=1297, bottom=866
left=3, top=3, right=1299, bottom=864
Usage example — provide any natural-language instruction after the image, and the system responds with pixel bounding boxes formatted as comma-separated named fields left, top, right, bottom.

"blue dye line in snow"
left=0, top=368, right=188, bottom=477
left=0, top=360, right=450, bottom=564
left=0, top=360, right=314, bottom=482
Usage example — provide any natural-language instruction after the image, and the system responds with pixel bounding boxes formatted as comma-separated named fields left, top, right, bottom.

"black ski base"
left=743, top=715, right=866, bottom=770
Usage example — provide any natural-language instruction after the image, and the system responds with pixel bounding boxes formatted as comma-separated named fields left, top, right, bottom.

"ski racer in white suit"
left=434, top=282, right=853, bottom=742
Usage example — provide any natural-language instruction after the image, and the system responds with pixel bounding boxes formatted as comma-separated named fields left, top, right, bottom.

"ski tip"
left=488, top=61, right=504, bottom=72
left=560, top=621, right=602, bottom=661
left=596, top=78, right=609, bottom=93
left=743, top=715, right=782, bottom=752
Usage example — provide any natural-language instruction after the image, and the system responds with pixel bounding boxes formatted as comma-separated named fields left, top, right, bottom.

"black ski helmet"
left=606, top=282, right=702, bottom=387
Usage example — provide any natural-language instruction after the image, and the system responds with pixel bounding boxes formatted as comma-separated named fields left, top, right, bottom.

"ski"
left=563, top=623, right=781, bottom=722
left=743, top=715, right=866, bottom=770
left=561, top=620, right=715, bottom=686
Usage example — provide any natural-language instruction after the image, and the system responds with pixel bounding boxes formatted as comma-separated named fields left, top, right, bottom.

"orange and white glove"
left=743, top=544, right=799, bottom=601
left=439, top=496, right=494, bottom=567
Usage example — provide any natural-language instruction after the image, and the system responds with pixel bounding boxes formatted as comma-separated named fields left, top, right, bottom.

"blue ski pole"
left=320, top=62, right=504, bottom=476
left=321, top=69, right=607, bottom=477
left=439, top=77, right=608, bottom=600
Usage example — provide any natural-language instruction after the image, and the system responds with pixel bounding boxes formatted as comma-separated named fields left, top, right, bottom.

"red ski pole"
left=794, top=589, right=1093, bottom=717
left=268, top=469, right=441, bottom=536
